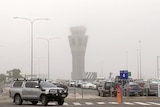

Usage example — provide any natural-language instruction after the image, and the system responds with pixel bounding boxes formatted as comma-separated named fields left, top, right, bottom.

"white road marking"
left=134, top=102, right=151, bottom=105
left=147, top=102, right=160, bottom=106
left=108, top=102, right=119, bottom=104
left=97, top=102, right=105, bottom=104
left=85, top=102, right=94, bottom=105
left=123, top=102, right=135, bottom=105
left=48, top=102, right=56, bottom=105
left=73, top=102, right=81, bottom=105
left=63, top=102, right=69, bottom=105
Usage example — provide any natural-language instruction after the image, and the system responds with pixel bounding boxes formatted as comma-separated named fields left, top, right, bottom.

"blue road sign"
left=120, top=70, right=128, bottom=79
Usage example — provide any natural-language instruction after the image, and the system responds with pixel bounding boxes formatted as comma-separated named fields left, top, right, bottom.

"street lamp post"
left=38, top=37, right=59, bottom=80
left=139, top=40, right=142, bottom=79
left=13, top=17, right=49, bottom=79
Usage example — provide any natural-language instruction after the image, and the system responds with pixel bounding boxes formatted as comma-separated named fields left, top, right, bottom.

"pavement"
left=1, top=88, right=160, bottom=102
left=1, top=93, right=160, bottom=102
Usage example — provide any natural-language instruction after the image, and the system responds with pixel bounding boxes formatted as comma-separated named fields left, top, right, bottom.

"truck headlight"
left=64, top=90, right=67, bottom=93
left=59, top=89, right=62, bottom=93
left=49, top=89, right=57, bottom=94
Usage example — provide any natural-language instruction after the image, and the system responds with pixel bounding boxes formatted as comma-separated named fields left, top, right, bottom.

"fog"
left=0, top=0, right=160, bottom=80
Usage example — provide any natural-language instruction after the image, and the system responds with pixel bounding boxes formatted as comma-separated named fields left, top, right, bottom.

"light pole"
left=157, top=56, right=159, bottom=80
left=13, top=17, right=49, bottom=79
left=137, top=49, right=139, bottom=79
left=139, top=40, right=142, bottom=79
left=157, top=56, right=160, bottom=97
left=126, top=51, right=128, bottom=70
left=38, top=37, right=59, bottom=80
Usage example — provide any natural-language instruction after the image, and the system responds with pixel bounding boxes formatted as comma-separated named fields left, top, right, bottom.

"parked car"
left=96, top=80, right=106, bottom=90
left=81, top=82, right=94, bottom=89
left=69, top=80, right=76, bottom=87
left=142, top=83, right=158, bottom=96
left=75, top=80, right=83, bottom=88
left=97, top=81, right=117, bottom=97
left=123, top=82, right=143, bottom=96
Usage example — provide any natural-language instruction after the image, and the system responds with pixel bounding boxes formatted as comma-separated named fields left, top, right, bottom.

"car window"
left=13, top=81, right=23, bottom=87
left=25, top=82, right=38, bottom=88
left=105, top=82, right=116, bottom=87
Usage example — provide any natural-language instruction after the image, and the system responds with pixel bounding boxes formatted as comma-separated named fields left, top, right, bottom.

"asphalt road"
left=1, top=99, right=160, bottom=107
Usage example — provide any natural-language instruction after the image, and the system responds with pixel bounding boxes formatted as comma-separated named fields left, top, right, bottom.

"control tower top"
left=70, top=26, right=86, bottom=35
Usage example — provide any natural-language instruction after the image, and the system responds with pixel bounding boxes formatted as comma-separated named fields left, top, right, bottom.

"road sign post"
left=119, top=70, right=128, bottom=102
left=120, top=70, right=128, bottom=79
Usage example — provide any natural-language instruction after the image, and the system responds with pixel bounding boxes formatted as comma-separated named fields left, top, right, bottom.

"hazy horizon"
left=0, top=0, right=160, bottom=80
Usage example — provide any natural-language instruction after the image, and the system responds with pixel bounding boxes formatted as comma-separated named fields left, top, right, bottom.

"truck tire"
left=14, top=94, right=23, bottom=105
left=41, top=95, right=48, bottom=106
left=57, top=98, right=64, bottom=105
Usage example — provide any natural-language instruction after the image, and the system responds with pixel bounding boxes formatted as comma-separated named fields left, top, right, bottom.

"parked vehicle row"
left=54, top=79, right=159, bottom=98
left=96, top=80, right=159, bottom=97
left=68, top=80, right=97, bottom=89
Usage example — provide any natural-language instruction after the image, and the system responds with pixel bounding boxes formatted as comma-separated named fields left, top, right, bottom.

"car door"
left=22, top=82, right=33, bottom=99
left=22, top=82, right=41, bottom=99
left=31, top=82, right=41, bottom=99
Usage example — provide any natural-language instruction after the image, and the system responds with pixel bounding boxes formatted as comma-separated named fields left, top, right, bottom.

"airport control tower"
left=68, top=26, right=88, bottom=80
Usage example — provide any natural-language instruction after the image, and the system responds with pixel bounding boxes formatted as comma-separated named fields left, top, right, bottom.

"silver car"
left=9, top=79, right=68, bottom=106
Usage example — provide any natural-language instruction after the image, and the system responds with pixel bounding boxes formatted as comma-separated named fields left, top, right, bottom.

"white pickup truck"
left=9, top=79, right=68, bottom=106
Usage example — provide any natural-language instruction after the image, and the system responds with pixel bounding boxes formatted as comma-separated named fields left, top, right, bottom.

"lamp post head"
left=13, top=17, right=19, bottom=19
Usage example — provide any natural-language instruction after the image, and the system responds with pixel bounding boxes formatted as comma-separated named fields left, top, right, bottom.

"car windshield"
left=105, top=82, right=116, bottom=87
left=40, top=81, right=56, bottom=88
left=150, top=84, right=158, bottom=90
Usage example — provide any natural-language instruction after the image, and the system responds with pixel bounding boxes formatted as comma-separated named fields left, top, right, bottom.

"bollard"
left=117, top=83, right=122, bottom=104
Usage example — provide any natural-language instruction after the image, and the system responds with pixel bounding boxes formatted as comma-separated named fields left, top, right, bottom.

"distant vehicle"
left=96, top=80, right=106, bottom=90
left=75, top=80, right=83, bottom=88
left=81, top=82, right=94, bottom=89
left=123, top=82, right=143, bottom=96
left=143, top=83, right=158, bottom=96
left=97, top=81, right=117, bottom=97
left=9, top=78, right=68, bottom=106
left=69, top=80, right=76, bottom=87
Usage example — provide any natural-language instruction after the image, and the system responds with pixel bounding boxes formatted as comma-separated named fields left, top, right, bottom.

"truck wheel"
left=31, top=101, right=38, bottom=105
left=57, top=98, right=64, bottom=105
left=14, top=94, right=23, bottom=105
left=41, top=95, right=48, bottom=106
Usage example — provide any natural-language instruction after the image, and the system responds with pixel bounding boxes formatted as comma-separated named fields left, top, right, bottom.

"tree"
left=0, top=74, right=6, bottom=82
left=7, top=69, right=23, bottom=79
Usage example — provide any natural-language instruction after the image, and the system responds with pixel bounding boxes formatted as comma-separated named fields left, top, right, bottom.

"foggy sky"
left=0, top=0, right=160, bottom=80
